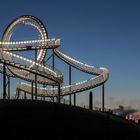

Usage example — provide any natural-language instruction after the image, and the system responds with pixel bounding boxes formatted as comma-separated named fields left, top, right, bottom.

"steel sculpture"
left=0, top=15, right=109, bottom=109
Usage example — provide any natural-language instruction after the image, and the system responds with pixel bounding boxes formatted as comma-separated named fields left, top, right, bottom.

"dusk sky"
left=0, top=0, right=140, bottom=109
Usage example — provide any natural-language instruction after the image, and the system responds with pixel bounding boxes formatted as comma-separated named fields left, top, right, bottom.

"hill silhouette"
left=0, top=100, right=140, bottom=139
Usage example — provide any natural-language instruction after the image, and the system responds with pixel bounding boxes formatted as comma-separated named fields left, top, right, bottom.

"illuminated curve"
left=0, top=15, right=62, bottom=85
left=16, top=49, right=109, bottom=97
left=0, top=15, right=109, bottom=98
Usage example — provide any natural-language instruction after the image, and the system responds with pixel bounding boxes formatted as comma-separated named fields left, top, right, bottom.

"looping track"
left=0, top=15, right=109, bottom=98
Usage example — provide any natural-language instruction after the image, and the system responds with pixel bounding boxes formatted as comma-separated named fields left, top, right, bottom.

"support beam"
left=43, top=96, right=45, bottom=101
left=58, top=84, right=61, bottom=104
left=24, top=91, right=27, bottom=100
left=52, top=50, right=55, bottom=98
left=8, top=76, right=10, bottom=100
left=74, top=93, right=76, bottom=106
left=102, top=83, right=105, bottom=112
left=52, top=50, right=55, bottom=70
left=3, top=63, right=6, bottom=99
left=16, top=89, right=20, bottom=99
left=35, top=48, right=37, bottom=100
left=35, top=75, right=37, bottom=100
left=89, top=91, right=93, bottom=110
left=45, top=53, right=54, bottom=63
left=31, top=82, right=34, bottom=100
left=52, top=97, right=54, bottom=102
left=69, top=65, right=71, bottom=105
left=69, top=94, right=71, bottom=105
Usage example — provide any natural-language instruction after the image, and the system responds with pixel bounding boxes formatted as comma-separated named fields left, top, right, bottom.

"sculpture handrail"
left=54, top=49, right=104, bottom=75
left=16, top=49, right=109, bottom=97
left=0, top=50, right=63, bottom=84
left=0, top=39, right=60, bottom=51
left=16, top=73, right=106, bottom=97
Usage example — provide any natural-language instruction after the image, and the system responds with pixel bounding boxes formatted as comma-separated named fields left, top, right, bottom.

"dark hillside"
left=0, top=100, right=140, bottom=138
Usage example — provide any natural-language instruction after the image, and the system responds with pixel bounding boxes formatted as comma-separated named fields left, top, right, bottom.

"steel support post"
left=35, top=49, right=37, bottom=100
left=52, top=97, right=54, bottom=102
left=43, top=96, right=45, bottom=101
left=89, top=91, right=93, bottom=110
left=8, top=76, right=10, bottom=100
left=102, top=83, right=105, bottom=112
left=74, top=93, right=76, bottom=106
left=35, top=75, right=37, bottom=100
left=24, top=91, right=26, bottom=100
left=52, top=50, right=55, bottom=100
left=17, top=90, right=20, bottom=99
left=16, top=89, right=20, bottom=99
left=52, top=50, right=55, bottom=98
left=69, top=65, right=71, bottom=105
left=58, top=84, right=61, bottom=104
left=31, top=82, right=34, bottom=100
left=69, top=94, right=71, bottom=105
left=52, top=50, right=55, bottom=70
left=3, top=63, right=6, bottom=99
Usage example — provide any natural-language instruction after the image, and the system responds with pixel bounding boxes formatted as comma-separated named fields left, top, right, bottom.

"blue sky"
left=0, top=0, right=140, bottom=109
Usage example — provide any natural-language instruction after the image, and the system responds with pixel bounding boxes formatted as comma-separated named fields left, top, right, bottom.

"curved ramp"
left=16, top=49, right=109, bottom=97
left=0, top=15, right=109, bottom=98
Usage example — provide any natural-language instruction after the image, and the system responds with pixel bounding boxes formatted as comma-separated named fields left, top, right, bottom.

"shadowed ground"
left=0, top=100, right=140, bottom=138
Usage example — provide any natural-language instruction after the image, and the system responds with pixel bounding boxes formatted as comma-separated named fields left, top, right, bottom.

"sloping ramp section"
left=16, top=49, right=109, bottom=97
left=0, top=50, right=63, bottom=85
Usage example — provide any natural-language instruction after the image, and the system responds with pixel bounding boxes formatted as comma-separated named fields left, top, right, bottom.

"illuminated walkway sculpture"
left=0, top=15, right=109, bottom=106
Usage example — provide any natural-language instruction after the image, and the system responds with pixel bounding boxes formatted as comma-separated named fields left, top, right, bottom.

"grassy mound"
left=0, top=99, right=140, bottom=138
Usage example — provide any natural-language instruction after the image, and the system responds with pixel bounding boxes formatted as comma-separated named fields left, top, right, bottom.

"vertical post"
left=3, top=63, right=6, bottom=99
left=42, top=60, right=46, bottom=102
left=43, top=96, right=45, bottom=101
left=35, top=75, right=37, bottom=100
left=89, top=91, right=93, bottom=110
left=17, top=89, right=20, bottom=99
left=69, top=65, right=71, bottom=105
left=52, top=50, right=55, bottom=98
left=69, top=94, right=71, bottom=105
left=52, top=97, right=54, bottom=102
left=52, top=50, right=55, bottom=70
left=8, top=76, right=10, bottom=100
left=58, top=84, right=61, bottom=104
left=74, top=93, right=76, bottom=106
left=24, top=91, right=26, bottom=100
left=35, top=48, right=37, bottom=100
left=102, top=83, right=105, bottom=112
left=31, top=82, right=34, bottom=100
left=16, top=89, right=18, bottom=99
